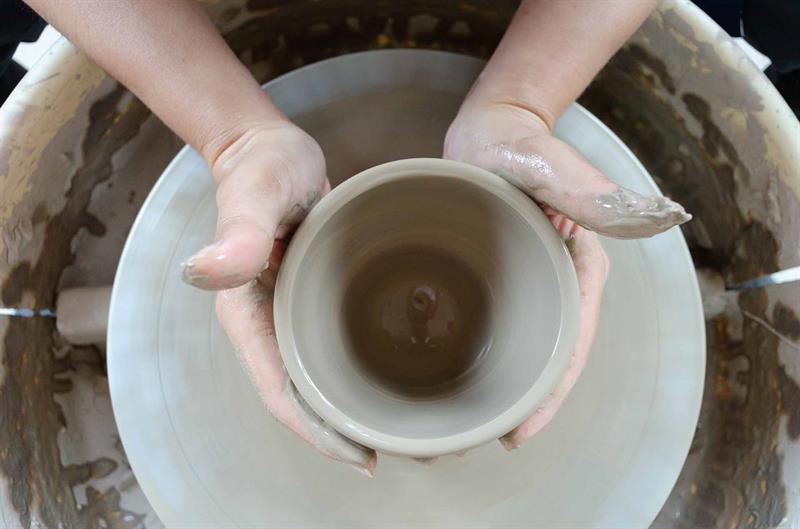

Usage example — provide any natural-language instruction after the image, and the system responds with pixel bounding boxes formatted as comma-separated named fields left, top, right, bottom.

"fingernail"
left=180, top=241, right=224, bottom=286
left=352, top=464, right=374, bottom=478
left=499, top=435, right=519, bottom=451
left=180, top=243, right=220, bottom=286
left=180, top=260, right=210, bottom=287
left=257, top=266, right=278, bottom=291
left=565, top=236, right=576, bottom=256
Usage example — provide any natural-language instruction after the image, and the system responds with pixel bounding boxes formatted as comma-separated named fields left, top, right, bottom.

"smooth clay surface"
left=274, top=159, right=579, bottom=456
left=107, top=50, right=705, bottom=528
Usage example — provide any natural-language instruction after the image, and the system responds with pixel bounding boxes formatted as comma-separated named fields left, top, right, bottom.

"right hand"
left=182, top=119, right=377, bottom=475
left=445, top=101, right=686, bottom=449
left=445, top=103, right=691, bottom=239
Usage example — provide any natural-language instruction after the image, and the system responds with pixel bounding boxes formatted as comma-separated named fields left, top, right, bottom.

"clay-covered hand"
left=182, top=120, right=377, bottom=475
left=444, top=102, right=681, bottom=449
left=445, top=104, right=691, bottom=239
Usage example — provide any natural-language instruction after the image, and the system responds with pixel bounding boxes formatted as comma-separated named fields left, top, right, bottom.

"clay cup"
left=275, top=158, right=580, bottom=458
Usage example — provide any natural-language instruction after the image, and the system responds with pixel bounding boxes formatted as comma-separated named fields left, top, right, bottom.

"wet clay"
left=0, top=85, right=155, bottom=529
left=276, top=159, right=579, bottom=455
left=342, top=245, right=491, bottom=398
left=592, top=187, right=692, bottom=239
left=443, top=123, right=692, bottom=240
left=580, top=38, right=800, bottom=528
left=284, top=379, right=376, bottom=470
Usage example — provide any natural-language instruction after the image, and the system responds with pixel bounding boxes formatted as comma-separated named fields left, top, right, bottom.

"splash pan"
left=108, top=50, right=704, bottom=528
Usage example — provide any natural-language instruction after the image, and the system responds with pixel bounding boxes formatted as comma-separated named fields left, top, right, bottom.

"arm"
left=463, top=0, right=660, bottom=128
left=26, top=0, right=326, bottom=287
left=446, top=0, right=689, bottom=239
left=25, top=0, right=280, bottom=166
left=26, top=0, right=376, bottom=473
left=446, top=0, right=684, bottom=449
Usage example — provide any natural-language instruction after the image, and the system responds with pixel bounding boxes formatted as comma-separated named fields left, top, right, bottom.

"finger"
left=284, top=378, right=379, bottom=476
left=500, top=228, right=609, bottom=449
left=509, top=135, right=689, bottom=238
left=545, top=212, right=579, bottom=241
left=182, top=165, right=287, bottom=290
left=447, top=126, right=690, bottom=238
left=515, top=135, right=690, bottom=238
left=216, top=281, right=377, bottom=474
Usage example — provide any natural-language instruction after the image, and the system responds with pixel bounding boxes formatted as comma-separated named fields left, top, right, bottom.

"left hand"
left=445, top=103, right=690, bottom=239
left=445, top=102, right=686, bottom=449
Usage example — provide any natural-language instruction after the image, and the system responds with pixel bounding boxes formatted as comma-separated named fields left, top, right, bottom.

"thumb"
left=444, top=107, right=691, bottom=239
left=494, top=134, right=690, bottom=239
left=181, top=171, right=286, bottom=290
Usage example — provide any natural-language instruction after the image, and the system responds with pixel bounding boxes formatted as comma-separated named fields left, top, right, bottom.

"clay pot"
left=275, top=158, right=579, bottom=457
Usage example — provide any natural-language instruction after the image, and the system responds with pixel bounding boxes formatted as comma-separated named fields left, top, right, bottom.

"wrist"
left=458, top=91, right=555, bottom=135
left=461, top=78, right=557, bottom=132
left=198, top=105, right=287, bottom=170
left=203, top=118, right=320, bottom=191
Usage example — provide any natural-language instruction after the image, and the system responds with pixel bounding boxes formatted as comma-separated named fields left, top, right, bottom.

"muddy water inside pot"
left=342, top=245, right=493, bottom=398
left=280, top=161, right=571, bottom=448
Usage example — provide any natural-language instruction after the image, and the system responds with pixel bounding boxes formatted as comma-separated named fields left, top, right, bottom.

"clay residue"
left=284, top=380, right=376, bottom=470
left=591, top=187, right=691, bottom=239
left=772, top=302, right=800, bottom=342
left=581, top=33, right=800, bottom=529
left=627, top=44, right=677, bottom=95
left=779, top=366, right=800, bottom=441
left=681, top=93, right=745, bottom=181
left=0, top=85, right=151, bottom=529
left=0, top=41, right=107, bottom=241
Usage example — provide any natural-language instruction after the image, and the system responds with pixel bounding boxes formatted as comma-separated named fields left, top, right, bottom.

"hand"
left=445, top=104, right=690, bottom=239
left=182, top=120, right=377, bottom=475
left=445, top=102, right=685, bottom=449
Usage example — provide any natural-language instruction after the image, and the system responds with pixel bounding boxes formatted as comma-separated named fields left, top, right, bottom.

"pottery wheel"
left=108, top=50, right=705, bottom=528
